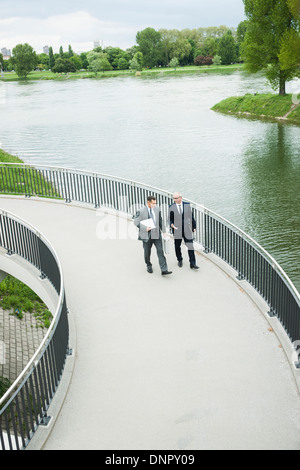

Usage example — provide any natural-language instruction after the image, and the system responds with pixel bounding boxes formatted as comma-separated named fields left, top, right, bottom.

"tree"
left=201, top=37, right=219, bottom=57
left=104, top=47, right=130, bottom=69
left=68, top=45, right=74, bottom=58
left=242, top=0, right=300, bottom=95
left=129, top=58, right=140, bottom=72
left=11, top=43, right=37, bottom=79
left=218, top=31, right=237, bottom=65
left=52, top=58, right=76, bottom=73
left=159, top=29, right=192, bottom=66
left=86, top=51, right=112, bottom=75
left=136, top=27, right=163, bottom=68
left=80, top=52, right=89, bottom=69
left=279, top=0, right=300, bottom=71
left=117, top=57, right=129, bottom=70
left=90, top=58, right=112, bottom=74
left=36, top=53, right=49, bottom=70
left=159, top=28, right=173, bottom=65
left=133, top=52, right=143, bottom=69
left=213, top=55, right=222, bottom=66
left=70, top=55, right=82, bottom=71
left=49, top=47, right=55, bottom=69
left=170, top=35, right=191, bottom=65
left=169, top=57, right=179, bottom=70
left=236, top=20, right=249, bottom=45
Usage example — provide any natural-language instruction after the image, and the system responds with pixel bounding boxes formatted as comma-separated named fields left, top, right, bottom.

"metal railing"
left=0, top=207, right=69, bottom=450
left=0, top=162, right=299, bottom=448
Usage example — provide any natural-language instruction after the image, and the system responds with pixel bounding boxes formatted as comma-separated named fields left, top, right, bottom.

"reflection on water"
left=0, top=71, right=299, bottom=290
left=242, top=124, right=300, bottom=288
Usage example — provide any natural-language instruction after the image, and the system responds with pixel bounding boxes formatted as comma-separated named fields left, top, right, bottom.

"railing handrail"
left=202, top=206, right=300, bottom=306
left=1, top=162, right=299, bottom=307
left=0, top=207, right=66, bottom=408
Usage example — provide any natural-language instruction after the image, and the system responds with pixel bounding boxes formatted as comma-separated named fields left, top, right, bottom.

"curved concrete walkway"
left=1, top=196, right=300, bottom=450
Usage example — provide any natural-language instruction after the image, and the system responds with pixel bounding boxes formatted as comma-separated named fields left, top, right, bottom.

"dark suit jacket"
left=169, top=201, right=196, bottom=240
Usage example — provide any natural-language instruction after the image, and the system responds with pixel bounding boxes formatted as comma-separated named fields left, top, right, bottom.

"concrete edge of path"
left=25, top=300, right=77, bottom=450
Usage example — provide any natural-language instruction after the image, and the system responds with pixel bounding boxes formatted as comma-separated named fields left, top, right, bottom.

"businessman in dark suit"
left=134, top=196, right=172, bottom=275
left=169, top=192, right=199, bottom=269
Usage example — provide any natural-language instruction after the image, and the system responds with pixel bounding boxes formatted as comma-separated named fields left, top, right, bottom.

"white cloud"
left=0, top=2, right=246, bottom=54
left=0, top=11, right=138, bottom=53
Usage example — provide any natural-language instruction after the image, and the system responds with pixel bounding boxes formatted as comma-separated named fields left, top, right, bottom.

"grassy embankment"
left=0, top=63, right=243, bottom=81
left=212, top=93, right=300, bottom=125
left=0, top=148, right=23, bottom=163
left=0, top=148, right=60, bottom=197
left=0, top=148, right=53, bottom=348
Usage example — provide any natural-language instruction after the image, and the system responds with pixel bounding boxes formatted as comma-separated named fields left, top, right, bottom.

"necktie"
left=149, top=208, right=153, bottom=219
left=178, top=204, right=182, bottom=215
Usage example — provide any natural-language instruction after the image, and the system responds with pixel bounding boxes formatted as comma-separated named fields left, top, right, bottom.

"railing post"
left=203, top=210, right=210, bottom=254
left=63, top=169, right=71, bottom=203
left=93, top=174, right=100, bottom=208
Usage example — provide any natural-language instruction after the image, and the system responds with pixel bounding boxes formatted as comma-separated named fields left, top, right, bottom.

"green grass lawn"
left=0, top=275, right=52, bottom=328
left=0, top=64, right=244, bottom=82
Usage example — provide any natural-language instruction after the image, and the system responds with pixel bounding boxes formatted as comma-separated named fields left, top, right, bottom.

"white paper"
left=140, top=218, right=156, bottom=229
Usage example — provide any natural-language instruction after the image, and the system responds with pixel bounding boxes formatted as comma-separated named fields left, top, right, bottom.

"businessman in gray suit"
left=169, top=191, right=199, bottom=269
left=134, top=196, right=172, bottom=275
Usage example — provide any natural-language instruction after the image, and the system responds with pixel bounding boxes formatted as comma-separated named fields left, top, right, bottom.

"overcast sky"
left=0, top=0, right=246, bottom=54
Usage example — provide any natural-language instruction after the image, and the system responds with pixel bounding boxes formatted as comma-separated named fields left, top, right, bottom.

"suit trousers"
left=174, top=235, right=196, bottom=265
left=143, top=237, right=168, bottom=272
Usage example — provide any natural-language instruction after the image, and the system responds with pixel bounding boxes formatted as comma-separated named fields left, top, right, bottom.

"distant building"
left=1, top=47, right=11, bottom=60
left=43, top=45, right=49, bottom=55
left=93, top=40, right=104, bottom=49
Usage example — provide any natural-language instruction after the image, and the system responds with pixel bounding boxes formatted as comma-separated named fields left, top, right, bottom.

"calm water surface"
left=0, top=71, right=299, bottom=290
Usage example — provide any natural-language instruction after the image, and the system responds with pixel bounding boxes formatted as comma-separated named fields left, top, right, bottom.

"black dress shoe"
left=190, top=264, right=199, bottom=270
left=161, top=270, right=172, bottom=275
left=178, top=260, right=183, bottom=267
left=147, top=266, right=153, bottom=273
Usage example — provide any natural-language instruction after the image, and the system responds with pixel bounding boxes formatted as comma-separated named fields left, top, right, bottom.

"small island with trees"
left=212, top=0, right=300, bottom=125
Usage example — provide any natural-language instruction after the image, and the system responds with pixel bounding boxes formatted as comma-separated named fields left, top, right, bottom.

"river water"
left=0, top=70, right=299, bottom=290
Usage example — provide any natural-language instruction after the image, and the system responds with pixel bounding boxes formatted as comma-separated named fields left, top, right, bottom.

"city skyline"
left=0, top=0, right=246, bottom=54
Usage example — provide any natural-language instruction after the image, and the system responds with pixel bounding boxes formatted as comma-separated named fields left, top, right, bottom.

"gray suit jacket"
left=134, top=205, right=166, bottom=242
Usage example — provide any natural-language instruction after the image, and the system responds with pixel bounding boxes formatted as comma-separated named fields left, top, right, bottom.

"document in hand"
left=140, top=218, right=156, bottom=229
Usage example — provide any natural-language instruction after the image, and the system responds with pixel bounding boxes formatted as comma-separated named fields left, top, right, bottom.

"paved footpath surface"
left=1, top=196, right=300, bottom=450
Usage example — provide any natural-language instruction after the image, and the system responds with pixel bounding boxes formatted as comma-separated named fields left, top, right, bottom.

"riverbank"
left=0, top=148, right=23, bottom=163
left=0, top=148, right=60, bottom=197
left=212, top=93, right=300, bottom=125
left=0, top=63, right=243, bottom=82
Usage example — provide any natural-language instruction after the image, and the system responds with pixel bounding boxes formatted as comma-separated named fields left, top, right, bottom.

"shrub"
left=194, top=55, right=213, bottom=66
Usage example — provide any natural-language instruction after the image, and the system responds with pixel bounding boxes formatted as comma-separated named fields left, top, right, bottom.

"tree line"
left=0, top=25, right=242, bottom=79
left=1, top=0, right=299, bottom=95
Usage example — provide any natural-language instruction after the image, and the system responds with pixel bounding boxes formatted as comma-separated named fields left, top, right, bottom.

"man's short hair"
left=147, top=195, right=156, bottom=202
